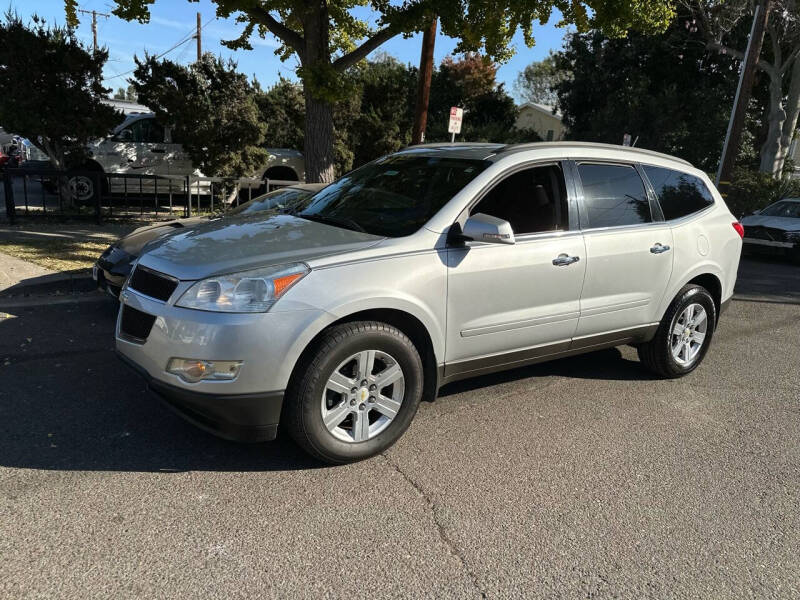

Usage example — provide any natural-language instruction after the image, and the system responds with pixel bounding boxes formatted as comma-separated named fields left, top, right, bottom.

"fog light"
left=166, top=358, right=242, bottom=383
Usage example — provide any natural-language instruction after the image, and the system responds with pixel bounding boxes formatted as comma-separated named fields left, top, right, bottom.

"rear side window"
left=643, top=166, right=715, bottom=220
left=577, top=163, right=651, bottom=228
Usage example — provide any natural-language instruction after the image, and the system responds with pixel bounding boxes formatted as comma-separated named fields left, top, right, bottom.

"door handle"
left=552, top=253, right=580, bottom=266
left=650, top=243, right=671, bottom=254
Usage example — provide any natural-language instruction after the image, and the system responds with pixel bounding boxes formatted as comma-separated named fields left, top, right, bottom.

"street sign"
left=448, top=107, right=463, bottom=135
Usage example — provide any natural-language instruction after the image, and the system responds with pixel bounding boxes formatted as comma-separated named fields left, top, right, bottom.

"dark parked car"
left=740, top=198, right=800, bottom=263
left=94, top=183, right=325, bottom=297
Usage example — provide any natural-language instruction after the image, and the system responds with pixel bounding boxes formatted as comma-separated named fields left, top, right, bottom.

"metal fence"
left=1, top=166, right=299, bottom=224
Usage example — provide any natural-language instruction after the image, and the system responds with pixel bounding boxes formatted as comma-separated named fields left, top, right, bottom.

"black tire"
left=638, top=284, right=717, bottom=378
left=284, top=321, right=424, bottom=464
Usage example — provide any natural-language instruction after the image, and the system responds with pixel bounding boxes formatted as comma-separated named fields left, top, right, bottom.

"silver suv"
left=117, top=142, right=743, bottom=463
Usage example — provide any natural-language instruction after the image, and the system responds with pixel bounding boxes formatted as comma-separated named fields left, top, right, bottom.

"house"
left=515, top=102, right=566, bottom=142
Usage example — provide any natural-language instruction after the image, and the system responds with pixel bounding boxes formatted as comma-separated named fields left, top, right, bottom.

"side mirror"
left=460, top=213, right=515, bottom=245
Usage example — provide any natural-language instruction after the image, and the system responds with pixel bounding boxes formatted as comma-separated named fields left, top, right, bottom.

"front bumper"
left=119, top=352, right=282, bottom=442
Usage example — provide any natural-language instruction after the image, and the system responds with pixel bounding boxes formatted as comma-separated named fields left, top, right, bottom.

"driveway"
left=0, top=258, right=798, bottom=598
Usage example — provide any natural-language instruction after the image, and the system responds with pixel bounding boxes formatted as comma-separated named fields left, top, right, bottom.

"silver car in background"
left=117, top=142, right=742, bottom=464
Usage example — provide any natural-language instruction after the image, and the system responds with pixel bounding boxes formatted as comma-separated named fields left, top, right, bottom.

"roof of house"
left=518, top=102, right=563, bottom=121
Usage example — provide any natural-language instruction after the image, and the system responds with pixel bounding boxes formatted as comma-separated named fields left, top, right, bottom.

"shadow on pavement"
left=0, top=299, right=322, bottom=473
left=735, top=256, right=800, bottom=303
left=438, top=347, right=653, bottom=398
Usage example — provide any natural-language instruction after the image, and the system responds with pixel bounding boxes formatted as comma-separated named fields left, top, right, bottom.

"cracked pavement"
left=1, top=256, right=798, bottom=598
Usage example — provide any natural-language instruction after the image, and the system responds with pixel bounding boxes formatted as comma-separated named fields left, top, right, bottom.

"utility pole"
left=411, top=17, right=437, bottom=145
left=196, top=12, right=202, bottom=62
left=716, top=0, right=771, bottom=195
left=77, top=9, right=110, bottom=53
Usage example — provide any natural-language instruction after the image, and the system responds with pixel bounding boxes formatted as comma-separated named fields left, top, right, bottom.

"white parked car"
left=69, top=113, right=305, bottom=203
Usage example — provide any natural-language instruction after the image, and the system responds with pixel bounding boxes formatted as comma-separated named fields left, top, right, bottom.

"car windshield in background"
left=298, top=155, right=490, bottom=237
left=228, top=188, right=315, bottom=217
left=760, top=200, right=800, bottom=218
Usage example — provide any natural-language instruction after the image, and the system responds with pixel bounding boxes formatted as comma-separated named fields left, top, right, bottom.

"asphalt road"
left=1, top=258, right=798, bottom=599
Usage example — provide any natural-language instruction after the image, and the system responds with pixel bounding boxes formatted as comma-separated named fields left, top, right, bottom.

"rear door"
left=571, top=161, right=674, bottom=339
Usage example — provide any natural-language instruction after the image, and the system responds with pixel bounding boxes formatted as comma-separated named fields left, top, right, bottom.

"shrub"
left=724, top=168, right=800, bottom=218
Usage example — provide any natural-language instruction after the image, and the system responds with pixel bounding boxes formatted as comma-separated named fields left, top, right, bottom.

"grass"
left=0, top=219, right=149, bottom=273
left=0, top=238, right=112, bottom=273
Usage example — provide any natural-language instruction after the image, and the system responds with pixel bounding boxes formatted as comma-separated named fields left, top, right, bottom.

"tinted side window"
left=471, top=164, right=569, bottom=234
left=140, top=119, right=165, bottom=144
left=643, top=166, right=715, bottom=220
left=577, top=163, right=651, bottom=228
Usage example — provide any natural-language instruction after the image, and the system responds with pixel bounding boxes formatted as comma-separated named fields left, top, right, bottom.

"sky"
left=15, top=1, right=572, bottom=103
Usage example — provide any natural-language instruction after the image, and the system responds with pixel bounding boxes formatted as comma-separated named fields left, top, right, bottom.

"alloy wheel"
left=670, top=302, right=708, bottom=367
left=320, top=350, right=405, bottom=443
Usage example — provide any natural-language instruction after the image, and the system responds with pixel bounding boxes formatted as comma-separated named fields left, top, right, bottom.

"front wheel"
left=638, top=284, right=717, bottom=378
left=284, top=321, right=424, bottom=464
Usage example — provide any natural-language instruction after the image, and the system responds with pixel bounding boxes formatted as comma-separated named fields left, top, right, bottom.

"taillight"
left=732, top=222, right=744, bottom=239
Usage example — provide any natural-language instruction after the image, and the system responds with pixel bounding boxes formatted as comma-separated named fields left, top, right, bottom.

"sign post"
left=448, top=107, right=463, bottom=143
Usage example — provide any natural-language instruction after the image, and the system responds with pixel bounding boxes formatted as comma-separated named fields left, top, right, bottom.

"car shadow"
left=0, top=298, right=322, bottom=473
left=438, top=347, right=654, bottom=398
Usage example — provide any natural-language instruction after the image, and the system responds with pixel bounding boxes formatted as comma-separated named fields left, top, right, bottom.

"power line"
left=104, top=17, right=215, bottom=81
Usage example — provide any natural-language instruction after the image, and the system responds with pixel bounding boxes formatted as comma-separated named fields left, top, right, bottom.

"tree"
left=132, top=53, right=268, bottom=178
left=688, top=0, right=800, bottom=175
left=554, top=15, right=752, bottom=172
left=514, top=51, right=571, bottom=105
left=427, top=53, right=539, bottom=144
left=88, top=1, right=677, bottom=183
left=112, top=84, right=138, bottom=101
left=0, top=12, right=120, bottom=173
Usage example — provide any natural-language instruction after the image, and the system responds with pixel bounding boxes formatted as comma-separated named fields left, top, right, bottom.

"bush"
left=724, top=168, right=800, bottom=218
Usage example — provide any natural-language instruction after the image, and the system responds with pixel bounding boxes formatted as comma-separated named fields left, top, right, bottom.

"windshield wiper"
left=298, top=213, right=366, bottom=233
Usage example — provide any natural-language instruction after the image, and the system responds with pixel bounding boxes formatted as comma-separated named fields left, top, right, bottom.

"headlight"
left=176, top=263, right=309, bottom=312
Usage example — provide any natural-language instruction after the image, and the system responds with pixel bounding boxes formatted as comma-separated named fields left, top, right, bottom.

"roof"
left=518, top=102, right=563, bottom=121
left=399, top=141, right=693, bottom=167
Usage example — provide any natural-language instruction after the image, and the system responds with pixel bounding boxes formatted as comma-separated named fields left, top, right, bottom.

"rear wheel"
left=638, top=284, right=716, bottom=378
left=67, top=169, right=105, bottom=206
left=284, top=321, right=423, bottom=464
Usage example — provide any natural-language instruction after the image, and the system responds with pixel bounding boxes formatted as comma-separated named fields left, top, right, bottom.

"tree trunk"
left=40, top=137, right=74, bottom=208
left=774, top=58, right=800, bottom=176
left=300, top=3, right=336, bottom=184
left=303, top=91, right=336, bottom=183
left=760, top=70, right=786, bottom=175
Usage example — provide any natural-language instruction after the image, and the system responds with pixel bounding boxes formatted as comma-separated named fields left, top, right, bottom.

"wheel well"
left=687, top=273, right=722, bottom=322
left=263, top=166, right=298, bottom=182
left=80, top=159, right=104, bottom=173
left=289, top=308, right=439, bottom=404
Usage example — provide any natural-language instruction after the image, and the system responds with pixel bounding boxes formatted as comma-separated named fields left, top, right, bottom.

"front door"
left=572, top=162, right=674, bottom=339
left=445, top=163, right=586, bottom=379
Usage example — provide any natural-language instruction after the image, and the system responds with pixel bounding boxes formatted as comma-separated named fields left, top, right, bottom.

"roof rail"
left=495, top=141, right=693, bottom=166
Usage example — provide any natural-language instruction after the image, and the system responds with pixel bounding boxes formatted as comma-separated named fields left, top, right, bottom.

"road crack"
left=380, top=452, right=487, bottom=599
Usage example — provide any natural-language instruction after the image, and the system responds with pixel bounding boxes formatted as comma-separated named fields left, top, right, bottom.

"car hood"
left=136, top=214, right=384, bottom=280
left=117, top=217, right=211, bottom=256
left=740, top=214, right=800, bottom=231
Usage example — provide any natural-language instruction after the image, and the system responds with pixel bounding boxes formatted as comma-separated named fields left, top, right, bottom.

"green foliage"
left=255, top=77, right=305, bottom=151
left=427, top=54, right=535, bottom=144
left=553, top=13, right=757, bottom=172
left=0, top=12, right=120, bottom=169
left=726, top=167, right=800, bottom=218
left=132, top=53, right=268, bottom=178
left=513, top=51, right=571, bottom=105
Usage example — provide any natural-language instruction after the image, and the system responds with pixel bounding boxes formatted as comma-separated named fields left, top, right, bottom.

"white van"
left=69, top=113, right=305, bottom=203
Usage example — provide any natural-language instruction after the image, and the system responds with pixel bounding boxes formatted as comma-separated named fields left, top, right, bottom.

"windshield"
left=297, top=155, right=490, bottom=237
left=760, top=200, right=800, bottom=218
left=228, top=187, right=316, bottom=217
